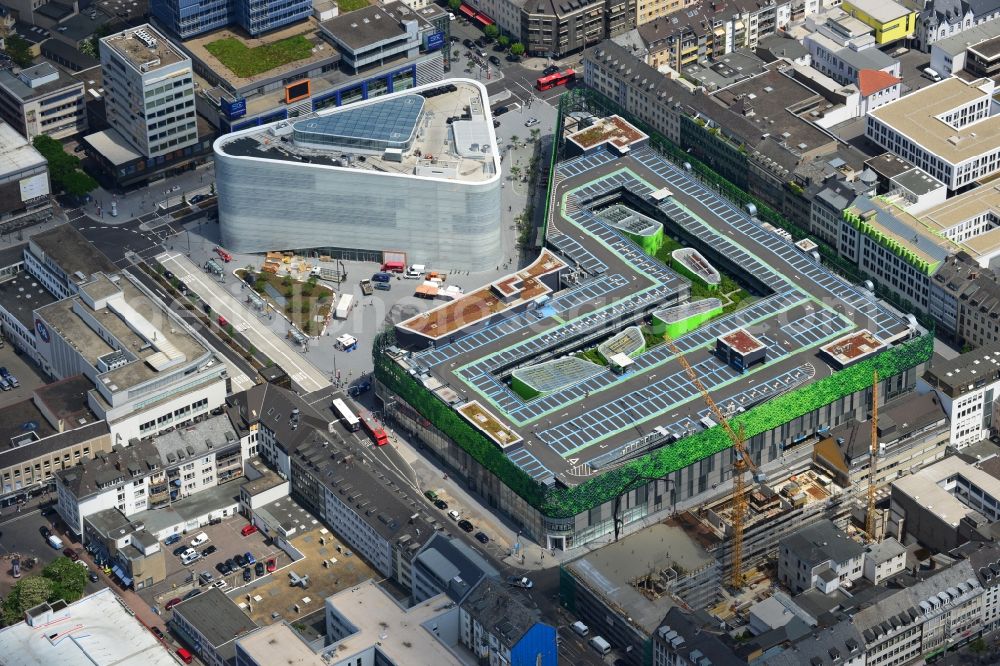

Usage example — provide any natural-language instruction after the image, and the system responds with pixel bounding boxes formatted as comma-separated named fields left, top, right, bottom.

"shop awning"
left=458, top=4, right=475, bottom=17
left=120, top=573, right=132, bottom=587
left=474, top=12, right=494, bottom=25
left=111, top=565, right=124, bottom=579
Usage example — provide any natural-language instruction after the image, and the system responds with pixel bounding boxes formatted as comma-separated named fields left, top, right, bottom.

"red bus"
left=536, top=69, right=575, bottom=91
left=358, top=408, right=389, bottom=446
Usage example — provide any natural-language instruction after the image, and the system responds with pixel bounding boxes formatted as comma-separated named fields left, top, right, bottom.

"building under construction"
left=677, top=469, right=850, bottom=595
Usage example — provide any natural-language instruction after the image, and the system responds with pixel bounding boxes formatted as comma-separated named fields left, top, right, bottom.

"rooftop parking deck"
left=390, top=144, right=915, bottom=487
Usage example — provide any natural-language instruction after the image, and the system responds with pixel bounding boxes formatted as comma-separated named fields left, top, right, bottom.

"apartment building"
left=865, top=77, right=1000, bottom=191
left=915, top=0, right=1000, bottom=52
left=412, top=533, right=500, bottom=604
left=930, top=17, right=1000, bottom=75
left=923, top=343, right=1000, bottom=448
left=778, top=520, right=866, bottom=594
left=55, top=415, right=246, bottom=538
left=854, top=560, right=984, bottom=663
left=459, top=579, right=557, bottom=666
left=804, top=15, right=901, bottom=89
left=226, top=384, right=435, bottom=592
left=0, top=62, right=86, bottom=140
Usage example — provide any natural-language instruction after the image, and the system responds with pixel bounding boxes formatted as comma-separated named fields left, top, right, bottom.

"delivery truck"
left=335, top=294, right=354, bottom=319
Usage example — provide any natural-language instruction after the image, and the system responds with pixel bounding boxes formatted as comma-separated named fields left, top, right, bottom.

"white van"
left=190, top=532, right=209, bottom=547
left=589, top=636, right=611, bottom=656
left=571, top=621, right=589, bottom=637
left=47, top=534, right=64, bottom=550
left=923, top=67, right=942, bottom=82
left=447, top=510, right=461, bottom=521
left=405, top=264, right=426, bottom=279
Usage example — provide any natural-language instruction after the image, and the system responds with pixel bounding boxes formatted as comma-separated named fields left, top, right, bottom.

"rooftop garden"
left=205, top=35, right=314, bottom=78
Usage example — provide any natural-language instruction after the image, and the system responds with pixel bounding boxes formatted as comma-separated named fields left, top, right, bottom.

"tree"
left=2, top=576, right=53, bottom=626
left=498, top=35, right=510, bottom=48
left=209, top=182, right=216, bottom=196
left=60, top=170, right=98, bottom=198
left=42, top=557, right=86, bottom=604
left=4, top=34, right=33, bottom=68
left=510, top=42, right=525, bottom=57
left=510, top=134, right=519, bottom=147
left=31, top=135, right=96, bottom=197
left=530, top=128, right=540, bottom=142
left=484, top=24, right=499, bottom=40
left=447, top=0, right=461, bottom=9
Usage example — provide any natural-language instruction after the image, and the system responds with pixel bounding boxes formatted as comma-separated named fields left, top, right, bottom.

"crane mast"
left=664, top=338, right=756, bottom=590
left=865, top=371, right=879, bottom=540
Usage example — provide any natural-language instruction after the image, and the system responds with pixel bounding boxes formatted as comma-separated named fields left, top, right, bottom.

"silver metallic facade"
left=213, top=80, right=503, bottom=270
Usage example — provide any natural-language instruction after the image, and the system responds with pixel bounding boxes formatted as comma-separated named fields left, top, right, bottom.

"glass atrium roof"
left=293, top=94, right=425, bottom=146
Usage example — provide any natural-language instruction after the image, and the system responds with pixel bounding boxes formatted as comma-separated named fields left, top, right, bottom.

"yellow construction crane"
left=865, top=371, right=879, bottom=540
left=664, top=337, right=757, bottom=590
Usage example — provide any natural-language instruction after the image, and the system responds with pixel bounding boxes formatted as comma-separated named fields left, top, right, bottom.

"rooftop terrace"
left=217, top=80, right=499, bottom=184
left=101, top=25, right=186, bottom=72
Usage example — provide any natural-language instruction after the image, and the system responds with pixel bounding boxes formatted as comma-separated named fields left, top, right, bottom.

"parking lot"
left=0, top=344, right=48, bottom=410
left=143, top=515, right=287, bottom=610
left=0, top=508, right=106, bottom=599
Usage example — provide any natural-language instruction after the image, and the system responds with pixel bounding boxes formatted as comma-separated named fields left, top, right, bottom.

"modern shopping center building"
left=377, top=106, right=931, bottom=552
left=212, top=78, right=502, bottom=270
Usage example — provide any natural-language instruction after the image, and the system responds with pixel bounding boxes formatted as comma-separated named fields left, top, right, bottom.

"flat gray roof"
left=0, top=270, right=56, bottom=329
left=565, top=521, right=713, bottom=634
left=172, top=587, right=258, bottom=652
left=30, top=224, right=118, bottom=278
left=0, top=122, right=46, bottom=175
left=101, top=24, right=187, bottom=73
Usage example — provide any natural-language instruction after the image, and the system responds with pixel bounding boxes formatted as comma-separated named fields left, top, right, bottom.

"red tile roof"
left=858, top=69, right=901, bottom=97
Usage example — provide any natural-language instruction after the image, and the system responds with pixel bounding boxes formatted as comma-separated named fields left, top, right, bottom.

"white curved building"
left=213, top=79, right=503, bottom=270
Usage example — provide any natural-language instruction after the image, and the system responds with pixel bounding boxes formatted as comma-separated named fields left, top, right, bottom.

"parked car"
left=40, top=526, right=51, bottom=539
left=475, top=531, right=489, bottom=544
left=424, top=490, right=438, bottom=501
left=234, top=553, right=247, bottom=567
left=189, top=532, right=209, bottom=548
left=216, top=561, right=231, bottom=575
left=176, top=647, right=194, bottom=664
left=199, top=571, right=214, bottom=584
left=489, top=55, right=501, bottom=66
left=164, top=533, right=181, bottom=546
left=151, top=626, right=165, bottom=640
left=225, top=558, right=237, bottom=572
left=507, top=576, right=533, bottom=589
left=164, top=597, right=182, bottom=611
left=244, top=552, right=256, bottom=565
left=255, top=561, right=265, bottom=577
left=240, top=524, right=258, bottom=537
left=63, top=548, right=79, bottom=561
left=458, top=519, right=475, bottom=533
left=493, top=105, right=510, bottom=116
left=181, top=549, right=200, bottom=566
left=88, top=570, right=99, bottom=583
left=173, top=545, right=188, bottom=557
left=543, top=64, right=560, bottom=75
left=434, top=499, right=448, bottom=510
left=243, top=567, right=252, bottom=582
left=202, top=545, right=217, bottom=557
left=266, top=558, right=277, bottom=573
left=462, top=38, right=474, bottom=48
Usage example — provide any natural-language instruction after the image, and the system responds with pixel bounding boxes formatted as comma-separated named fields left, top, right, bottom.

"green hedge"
left=377, top=328, right=932, bottom=519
